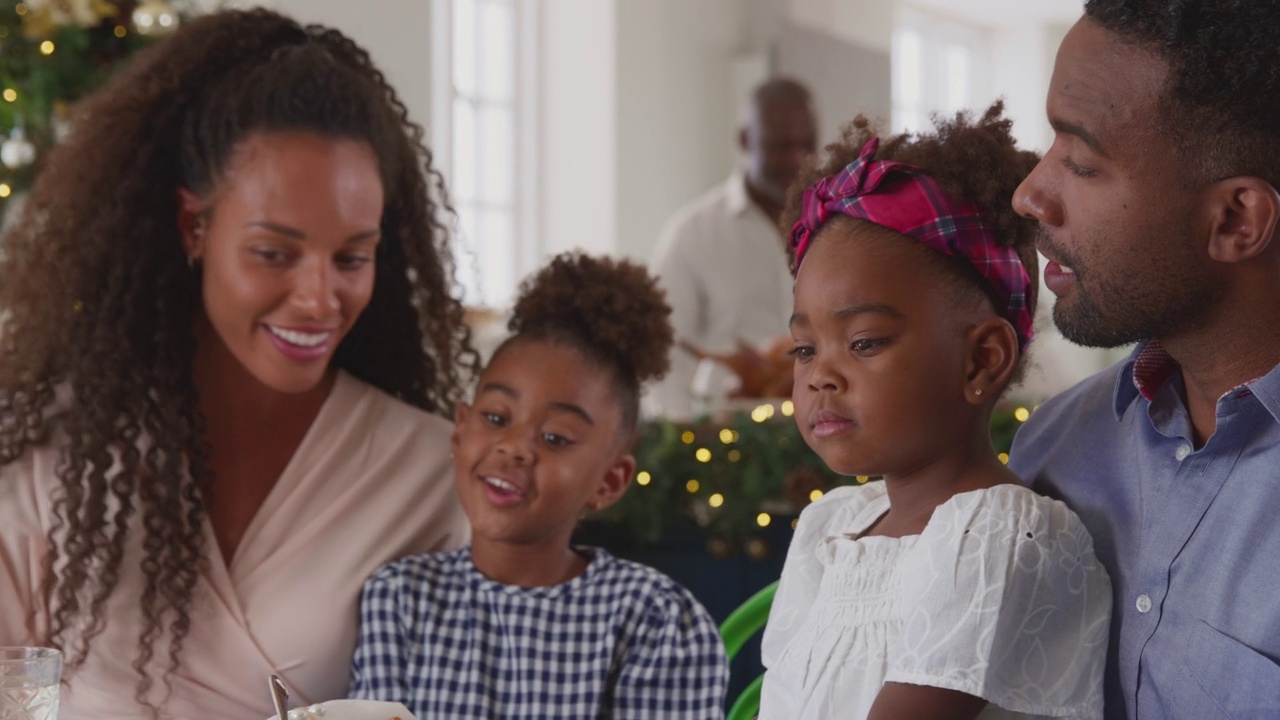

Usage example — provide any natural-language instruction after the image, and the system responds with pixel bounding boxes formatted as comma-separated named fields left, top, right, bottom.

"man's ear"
left=1205, top=176, right=1280, bottom=263
left=588, top=453, right=636, bottom=513
left=177, top=188, right=207, bottom=261
left=963, top=317, right=1019, bottom=404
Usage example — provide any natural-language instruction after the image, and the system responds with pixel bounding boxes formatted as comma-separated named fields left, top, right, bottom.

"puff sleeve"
left=886, top=485, right=1110, bottom=719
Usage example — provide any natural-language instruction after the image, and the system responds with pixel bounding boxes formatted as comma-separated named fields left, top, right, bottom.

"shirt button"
left=1136, top=594, right=1153, bottom=613
left=1174, top=444, right=1191, bottom=461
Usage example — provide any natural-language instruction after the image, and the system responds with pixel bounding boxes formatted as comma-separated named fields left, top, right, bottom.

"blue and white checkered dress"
left=349, top=546, right=728, bottom=719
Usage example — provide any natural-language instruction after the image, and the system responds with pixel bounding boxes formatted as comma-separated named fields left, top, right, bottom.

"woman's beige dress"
left=0, top=371, right=468, bottom=719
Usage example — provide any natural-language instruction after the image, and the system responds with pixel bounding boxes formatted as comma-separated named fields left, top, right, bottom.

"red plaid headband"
left=789, top=137, right=1035, bottom=353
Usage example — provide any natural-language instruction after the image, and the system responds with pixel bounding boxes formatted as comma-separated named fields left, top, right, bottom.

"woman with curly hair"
left=348, top=252, right=728, bottom=718
left=0, top=8, right=478, bottom=718
left=758, top=103, right=1111, bottom=720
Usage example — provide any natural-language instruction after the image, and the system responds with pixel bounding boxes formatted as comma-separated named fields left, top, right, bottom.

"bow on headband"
left=788, top=137, right=1035, bottom=353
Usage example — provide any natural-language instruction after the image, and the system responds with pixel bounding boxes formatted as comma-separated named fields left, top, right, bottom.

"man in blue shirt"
left=1008, top=2, right=1280, bottom=719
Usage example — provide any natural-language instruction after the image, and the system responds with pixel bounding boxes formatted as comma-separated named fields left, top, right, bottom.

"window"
left=431, top=0, right=537, bottom=308
left=892, top=7, right=988, bottom=134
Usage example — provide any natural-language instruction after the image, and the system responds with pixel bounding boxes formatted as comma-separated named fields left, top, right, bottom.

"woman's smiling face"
left=184, top=131, right=384, bottom=395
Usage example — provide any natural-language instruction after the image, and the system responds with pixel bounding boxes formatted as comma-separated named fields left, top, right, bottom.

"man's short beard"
left=1052, top=277, right=1215, bottom=349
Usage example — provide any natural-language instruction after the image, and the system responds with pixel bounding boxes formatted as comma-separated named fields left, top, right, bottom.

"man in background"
left=648, top=78, right=817, bottom=419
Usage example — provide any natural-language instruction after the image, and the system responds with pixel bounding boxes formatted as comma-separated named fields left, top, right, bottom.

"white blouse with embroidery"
left=760, top=482, right=1111, bottom=720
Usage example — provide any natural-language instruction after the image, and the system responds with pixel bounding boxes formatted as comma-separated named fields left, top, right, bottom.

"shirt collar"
left=725, top=169, right=753, bottom=217
left=1112, top=338, right=1280, bottom=424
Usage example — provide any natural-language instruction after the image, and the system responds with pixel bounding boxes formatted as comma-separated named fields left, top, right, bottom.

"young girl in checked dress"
left=349, top=252, right=728, bottom=718
left=759, top=103, right=1112, bottom=720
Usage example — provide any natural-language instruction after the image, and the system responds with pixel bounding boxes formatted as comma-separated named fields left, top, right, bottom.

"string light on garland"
left=1014, top=406, right=1031, bottom=422
left=0, top=0, right=194, bottom=206
left=0, top=183, right=11, bottom=197
left=756, top=512, right=772, bottom=528
left=604, top=404, right=1030, bottom=553
left=780, top=400, right=795, bottom=417
left=745, top=536, right=771, bottom=560
left=131, top=0, right=179, bottom=37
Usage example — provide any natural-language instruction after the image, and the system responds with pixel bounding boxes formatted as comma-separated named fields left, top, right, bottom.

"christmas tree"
left=0, top=0, right=184, bottom=209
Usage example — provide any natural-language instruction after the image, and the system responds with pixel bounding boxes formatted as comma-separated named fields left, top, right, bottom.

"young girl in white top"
left=759, top=103, right=1112, bottom=720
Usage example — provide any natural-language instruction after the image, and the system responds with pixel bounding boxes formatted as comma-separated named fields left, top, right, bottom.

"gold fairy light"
left=685, top=479, right=700, bottom=493
left=695, top=448, right=711, bottom=463
left=809, top=489, right=823, bottom=502
left=39, top=41, right=54, bottom=55
left=708, top=493, right=724, bottom=508
left=1014, top=407, right=1031, bottom=422
left=756, top=512, right=772, bottom=528
left=635, top=471, right=651, bottom=486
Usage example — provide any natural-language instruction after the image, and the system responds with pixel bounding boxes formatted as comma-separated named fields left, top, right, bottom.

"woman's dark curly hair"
left=1085, top=0, right=1280, bottom=186
left=781, top=101, right=1040, bottom=374
left=496, top=252, right=673, bottom=437
left=0, top=7, right=478, bottom=707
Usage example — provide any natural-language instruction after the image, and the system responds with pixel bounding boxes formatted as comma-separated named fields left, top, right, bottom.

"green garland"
left=602, top=401, right=1033, bottom=546
left=0, top=1, right=187, bottom=202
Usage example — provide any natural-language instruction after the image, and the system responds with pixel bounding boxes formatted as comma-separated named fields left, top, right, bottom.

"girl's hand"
left=866, top=682, right=987, bottom=720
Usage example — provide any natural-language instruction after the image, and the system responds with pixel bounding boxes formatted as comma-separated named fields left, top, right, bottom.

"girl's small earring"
left=974, top=388, right=984, bottom=397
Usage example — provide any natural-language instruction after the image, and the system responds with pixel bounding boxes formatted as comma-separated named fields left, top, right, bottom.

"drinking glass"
left=0, top=647, right=60, bottom=720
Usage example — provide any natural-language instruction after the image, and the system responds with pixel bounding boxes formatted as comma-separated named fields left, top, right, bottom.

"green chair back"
left=718, top=581, right=778, bottom=720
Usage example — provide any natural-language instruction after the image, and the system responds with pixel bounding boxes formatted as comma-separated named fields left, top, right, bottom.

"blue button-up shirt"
left=1010, top=341, right=1280, bottom=720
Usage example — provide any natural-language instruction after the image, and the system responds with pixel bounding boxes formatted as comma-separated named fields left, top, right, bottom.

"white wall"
left=191, top=0, right=434, bottom=137
left=614, top=0, right=760, bottom=263
left=539, top=0, right=618, bottom=258
left=790, top=0, right=895, bottom=53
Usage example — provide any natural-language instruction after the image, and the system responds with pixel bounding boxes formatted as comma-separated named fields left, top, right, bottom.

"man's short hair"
left=1086, top=0, right=1280, bottom=187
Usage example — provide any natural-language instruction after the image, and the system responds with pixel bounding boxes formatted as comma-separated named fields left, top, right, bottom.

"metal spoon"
left=269, top=674, right=290, bottom=720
